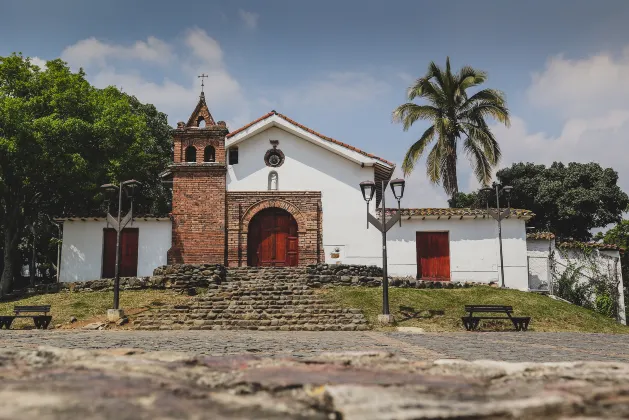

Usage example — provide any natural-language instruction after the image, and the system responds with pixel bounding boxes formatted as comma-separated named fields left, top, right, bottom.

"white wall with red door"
left=383, top=217, right=530, bottom=290
left=58, top=219, right=172, bottom=282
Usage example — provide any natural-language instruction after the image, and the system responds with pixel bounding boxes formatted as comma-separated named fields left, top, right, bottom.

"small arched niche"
left=204, top=145, right=215, bottom=162
left=185, top=146, right=197, bottom=163
left=268, top=171, right=279, bottom=191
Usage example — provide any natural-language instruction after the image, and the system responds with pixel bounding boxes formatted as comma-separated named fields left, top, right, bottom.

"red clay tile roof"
left=226, top=111, right=395, bottom=167
left=55, top=213, right=170, bottom=221
left=378, top=208, right=535, bottom=219
left=527, top=232, right=556, bottom=240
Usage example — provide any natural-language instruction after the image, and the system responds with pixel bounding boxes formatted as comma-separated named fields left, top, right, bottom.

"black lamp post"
left=101, top=179, right=141, bottom=311
left=359, top=178, right=405, bottom=321
left=481, top=182, right=513, bottom=288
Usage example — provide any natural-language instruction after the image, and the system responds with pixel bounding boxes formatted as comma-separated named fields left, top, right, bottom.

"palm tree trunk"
left=443, top=138, right=459, bottom=196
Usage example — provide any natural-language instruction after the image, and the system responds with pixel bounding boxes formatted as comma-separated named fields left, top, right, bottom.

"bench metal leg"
left=0, top=317, right=15, bottom=330
left=33, top=316, right=52, bottom=330
left=520, top=318, right=530, bottom=331
left=462, top=317, right=473, bottom=331
left=462, top=317, right=481, bottom=331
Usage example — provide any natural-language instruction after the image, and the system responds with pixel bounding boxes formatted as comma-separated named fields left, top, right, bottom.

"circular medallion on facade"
left=264, top=148, right=285, bottom=167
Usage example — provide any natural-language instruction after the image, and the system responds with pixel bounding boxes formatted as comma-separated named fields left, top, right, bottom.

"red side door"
left=416, top=231, right=450, bottom=280
left=102, top=228, right=139, bottom=278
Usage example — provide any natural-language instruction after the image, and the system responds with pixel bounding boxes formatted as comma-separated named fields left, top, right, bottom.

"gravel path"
left=2, top=330, right=628, bottom=362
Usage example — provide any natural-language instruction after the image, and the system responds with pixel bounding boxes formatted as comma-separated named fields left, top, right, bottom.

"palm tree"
left=393, top=57, right=510, bottom=196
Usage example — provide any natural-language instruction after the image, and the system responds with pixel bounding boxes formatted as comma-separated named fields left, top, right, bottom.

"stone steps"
left=134, top=266, right=368, bottom=331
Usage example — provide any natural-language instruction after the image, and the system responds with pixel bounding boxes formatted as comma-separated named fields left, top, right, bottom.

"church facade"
left=58, top=94, right=536, bottom=289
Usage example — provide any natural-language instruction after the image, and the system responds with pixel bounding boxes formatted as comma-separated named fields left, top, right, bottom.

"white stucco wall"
left=225, top=124, right=532, bottom=287
left=59, top=219, right=172, bottom=282
left=553, top=246, right=626, bottom=324
left=526, top=239, right=554, bottom=291
left=227, top=126, right=384, bottom=265
left=384, top=217, right=529, bottom=289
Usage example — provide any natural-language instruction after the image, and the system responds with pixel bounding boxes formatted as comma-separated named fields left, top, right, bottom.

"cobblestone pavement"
left=2, top=330, right=628, bottom=362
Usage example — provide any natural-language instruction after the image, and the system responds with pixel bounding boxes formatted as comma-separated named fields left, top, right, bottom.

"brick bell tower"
left=167, top=89, right=228, bottom=264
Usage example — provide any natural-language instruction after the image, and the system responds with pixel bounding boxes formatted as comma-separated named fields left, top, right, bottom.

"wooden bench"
left=0, top=305, right=52, bottom=330
left=461, top=305, right=530, bottom=331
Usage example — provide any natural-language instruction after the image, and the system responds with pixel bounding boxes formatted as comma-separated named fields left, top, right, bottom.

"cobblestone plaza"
left=3, top=330, right=628, bottom=362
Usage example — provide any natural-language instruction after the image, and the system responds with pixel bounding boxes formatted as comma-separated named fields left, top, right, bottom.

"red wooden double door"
left=248, top=208, right=298, bottom=267
left=416, top=231, right=450, bottom=280
left=102, top=228, right=139, bottom=278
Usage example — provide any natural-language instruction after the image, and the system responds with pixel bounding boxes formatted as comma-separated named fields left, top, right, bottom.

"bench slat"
left=465, top=305, right=513, bottom=312
left=14, top=306, right=51, bottom=314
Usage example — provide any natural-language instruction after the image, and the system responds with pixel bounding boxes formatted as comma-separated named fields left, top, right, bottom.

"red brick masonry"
left=227, top=192, right=324, bottom=267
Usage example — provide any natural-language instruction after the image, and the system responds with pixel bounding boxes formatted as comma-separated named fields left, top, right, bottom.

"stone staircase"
left=134, top=267, right=368, bottom=331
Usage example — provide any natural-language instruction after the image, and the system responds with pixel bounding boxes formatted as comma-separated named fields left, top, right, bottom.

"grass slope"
left=323, top=286, right=629, bottom=333
left=0, top=290, right=190, bottom=329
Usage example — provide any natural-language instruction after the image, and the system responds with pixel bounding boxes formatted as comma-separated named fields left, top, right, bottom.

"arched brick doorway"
left=247, top=208, right=298, bottom=267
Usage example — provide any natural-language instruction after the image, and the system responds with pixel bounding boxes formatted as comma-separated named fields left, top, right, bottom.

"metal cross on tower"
left=198, top=73, right=208, bottom=93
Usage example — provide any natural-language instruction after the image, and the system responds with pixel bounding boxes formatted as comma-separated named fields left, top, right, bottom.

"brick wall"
left=168, top=104, right=229, bottom=264
left=168, top=164, right=227, bottom=264
left=173, top=127, right=227, bottom=164
left=226, top=192, right=324, bottom=267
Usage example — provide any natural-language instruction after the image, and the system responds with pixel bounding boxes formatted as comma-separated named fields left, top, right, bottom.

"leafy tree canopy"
left=0, top=53, right=172, bottom=294
left=449, top=162, right=629, bottom=241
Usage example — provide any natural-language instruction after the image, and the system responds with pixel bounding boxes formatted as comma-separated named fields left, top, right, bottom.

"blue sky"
left=2, top=0, right=629, bottom=209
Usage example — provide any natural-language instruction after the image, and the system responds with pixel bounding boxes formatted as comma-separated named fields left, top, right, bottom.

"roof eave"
left=226, top=114, right=394, bottom=170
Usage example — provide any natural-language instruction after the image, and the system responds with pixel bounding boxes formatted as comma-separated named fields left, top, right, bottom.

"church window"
left=264, top=149, right=285, bottom=168
left=268, top=171, right=278, bottom=191
left=197, top=116, right=206, bottom=128
left=185, top=146, right=197, bottom=163
left=229, top=147, right=239, bottom=165
left=204, top=145, right=215, bottom=162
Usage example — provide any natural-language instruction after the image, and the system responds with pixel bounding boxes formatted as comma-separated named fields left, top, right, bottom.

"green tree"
left=447, top=191, right=482, bottom=208
left=0, top=54, right=171, bottom=295
left=392, top=57, right=510, bottom=196
left=449, top=162, right=629, bottom=241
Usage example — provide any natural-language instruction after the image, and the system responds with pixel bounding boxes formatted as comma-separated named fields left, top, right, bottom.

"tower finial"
left=198, top=73, right=208, bottom=95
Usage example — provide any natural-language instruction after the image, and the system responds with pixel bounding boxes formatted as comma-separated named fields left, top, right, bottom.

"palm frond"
left=464, top=135, right=493, bottom=186
left=407, top=79, right=445, bottom=106
left=461, top=102, right=510, bottom=126
left=427, top=61, right=446, bottom=89
left=392, top=104, right=440, bottom=130
left=457, top=66, right=487, bottom=91
left=401, top=125, right=435, bottom=176
left=462, top=122, right=501, bottom=165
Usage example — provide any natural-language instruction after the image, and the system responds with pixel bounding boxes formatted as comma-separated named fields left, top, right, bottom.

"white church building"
left=57, top=93, right=537, bottom=290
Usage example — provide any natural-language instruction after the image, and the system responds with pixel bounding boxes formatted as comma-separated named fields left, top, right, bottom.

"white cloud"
left=387, top=162, right=449, bottom=208
left=527, top=47, right=629, bottom=119
left=238, top=9, right=259, bottom=30
left=281, top=72, right=390, bottom=108
left=492, top=111, right=629, bottom=184
left=449, top=45, right=629, bottom=200
left=62, top=36, right=173, bottom=68
left=59, top=29, right=250, bottom=127
left=29, top=56, right=47, bottom=68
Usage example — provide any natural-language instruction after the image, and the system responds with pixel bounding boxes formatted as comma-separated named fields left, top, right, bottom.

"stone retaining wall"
left=2, top=264, right=489, bottom=301
left=306, top=264, right=383, bottom=277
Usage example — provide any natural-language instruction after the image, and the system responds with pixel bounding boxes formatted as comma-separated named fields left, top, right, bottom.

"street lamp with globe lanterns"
left=359, top=178, right=406, bottom=323
left=481, top=182, right=513, bottom=288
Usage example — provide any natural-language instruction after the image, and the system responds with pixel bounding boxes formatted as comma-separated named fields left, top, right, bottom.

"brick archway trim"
left=241, top=199, right=307, bottom=234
